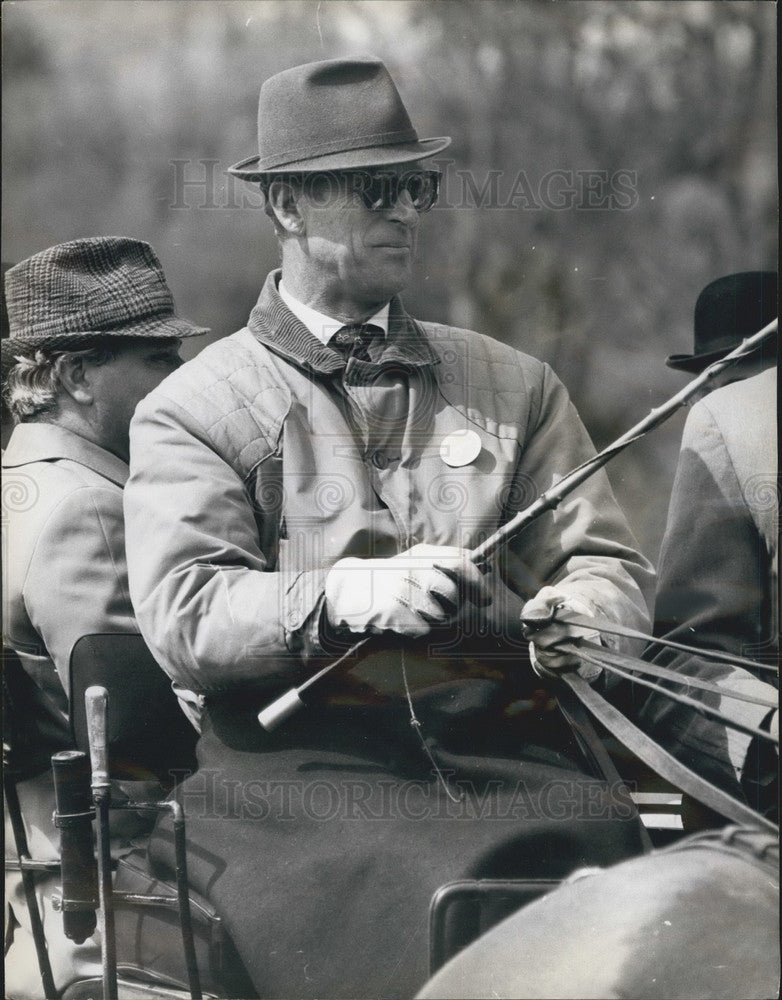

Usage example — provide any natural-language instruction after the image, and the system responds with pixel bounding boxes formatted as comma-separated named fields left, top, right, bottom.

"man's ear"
left=58, top=355, right=94, bottom=405
left=267, top=178, right=305, bottom=235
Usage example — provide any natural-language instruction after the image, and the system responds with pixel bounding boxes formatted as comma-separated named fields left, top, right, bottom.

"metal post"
left=85, top=685, right=118, bottom=1000
left=3, top=777, right=58, bottom=998
left=168, top=800, right=203, bottom=1000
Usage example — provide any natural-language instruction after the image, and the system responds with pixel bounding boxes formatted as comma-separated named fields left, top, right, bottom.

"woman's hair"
left=2, top=338, right=123, bottom=423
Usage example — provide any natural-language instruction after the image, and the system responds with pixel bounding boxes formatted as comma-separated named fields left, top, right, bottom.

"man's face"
left=294, top=165, right=425, bottom=313
left=89, top=338, right=183, bottom=461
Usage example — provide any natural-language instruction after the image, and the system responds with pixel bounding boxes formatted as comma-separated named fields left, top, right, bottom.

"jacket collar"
left=2, top=423, right=129, bottom=487
left=278, top=280, right=390, bottom=344
left=247, top=270, right=439, bottom=375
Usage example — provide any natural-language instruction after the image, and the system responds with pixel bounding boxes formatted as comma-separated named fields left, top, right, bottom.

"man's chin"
left=362, top=264, right=414, bottom=302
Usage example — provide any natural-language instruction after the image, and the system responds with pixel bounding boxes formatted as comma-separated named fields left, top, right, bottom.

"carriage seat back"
left=69, top=633, right=197, bottom=783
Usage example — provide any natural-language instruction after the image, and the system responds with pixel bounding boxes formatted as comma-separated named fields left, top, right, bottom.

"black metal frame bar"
left=3, top=774, right=59, bottom=998
left=429, top=879, right=561, bottom=974
left=112, top=801, right=203, bottom=999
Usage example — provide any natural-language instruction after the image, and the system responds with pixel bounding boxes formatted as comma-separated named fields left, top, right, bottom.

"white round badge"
left=440, top=428, right=482, bottom=467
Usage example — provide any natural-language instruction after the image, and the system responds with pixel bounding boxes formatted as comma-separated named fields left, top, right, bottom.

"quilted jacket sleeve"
left=503, top=360, right=655, bottom=648
left=124, top=391, right=326, bottom=694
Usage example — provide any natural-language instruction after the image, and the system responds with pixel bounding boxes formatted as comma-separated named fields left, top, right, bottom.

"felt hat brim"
left=665, top=348, right=734, bottom=373
left=227, top=135, right=452, bottom=180
left=666, top=335, right=777, bottom=373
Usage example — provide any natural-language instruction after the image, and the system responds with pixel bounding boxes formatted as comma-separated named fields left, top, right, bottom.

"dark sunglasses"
left=262, top=169, right=441, bottom=214
left=349, top=170, right=440, bottom=213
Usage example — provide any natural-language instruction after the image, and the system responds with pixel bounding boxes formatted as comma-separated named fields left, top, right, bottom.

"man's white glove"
left=521, top=586, right=602, bottom=680
left=325, top=544, right=491, bottom=638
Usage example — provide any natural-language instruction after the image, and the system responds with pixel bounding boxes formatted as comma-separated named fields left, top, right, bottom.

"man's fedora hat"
left=228, top=55, right=451, bottom=179
left=3, top=237, right=208, bottom=355
left=666, top=271, right=778, bottom=373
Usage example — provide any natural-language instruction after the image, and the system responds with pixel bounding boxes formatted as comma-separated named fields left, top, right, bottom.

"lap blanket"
left=149, top=696, right=646, bottom=999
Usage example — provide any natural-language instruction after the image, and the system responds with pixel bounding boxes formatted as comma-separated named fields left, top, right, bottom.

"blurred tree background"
left=2, top=0, right=777, bottom=563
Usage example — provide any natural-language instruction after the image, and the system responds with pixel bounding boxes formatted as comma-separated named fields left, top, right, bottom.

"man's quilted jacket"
left=124, top=272, right=654, bottom=700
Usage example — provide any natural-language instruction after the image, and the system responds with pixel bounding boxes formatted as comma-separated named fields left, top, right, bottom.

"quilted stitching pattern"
left=153, top=328, right=291, bottom=479
left=150, top=309, right=547, bottom=484
left=422, top=321, right=545, bottom=444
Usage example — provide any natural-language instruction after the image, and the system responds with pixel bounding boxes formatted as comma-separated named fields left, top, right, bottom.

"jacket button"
left=371, top=450, right=388, bottom=470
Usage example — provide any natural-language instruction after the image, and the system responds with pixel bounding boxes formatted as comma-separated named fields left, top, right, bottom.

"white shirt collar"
left=278, top=280, right=390, bottom=347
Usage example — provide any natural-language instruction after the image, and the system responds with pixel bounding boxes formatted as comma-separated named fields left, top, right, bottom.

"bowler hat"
left=3, top=237, right=208, bottom=355
left=666, top=271, right=777, bottom=372
left=228, top=55, right=451, bottom=179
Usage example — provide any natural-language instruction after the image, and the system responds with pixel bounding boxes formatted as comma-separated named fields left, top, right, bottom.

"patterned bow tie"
left=332, top=323, right=377, bottom=363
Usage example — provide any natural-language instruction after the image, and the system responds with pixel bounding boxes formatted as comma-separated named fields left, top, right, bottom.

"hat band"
left=257, top=126, right=420, bottom=171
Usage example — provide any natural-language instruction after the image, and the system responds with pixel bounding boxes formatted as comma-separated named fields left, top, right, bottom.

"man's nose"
left=386, top=189, right=420, bottom=224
